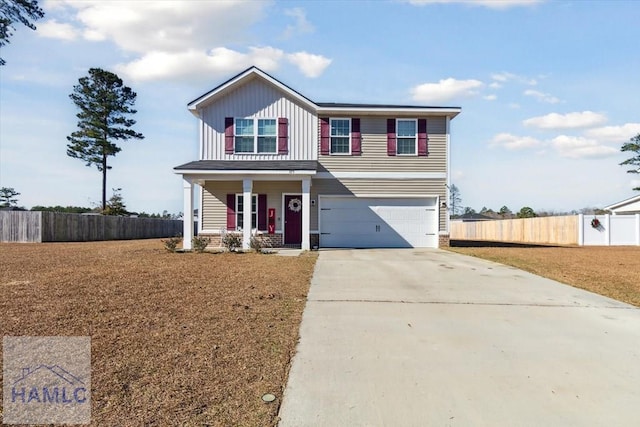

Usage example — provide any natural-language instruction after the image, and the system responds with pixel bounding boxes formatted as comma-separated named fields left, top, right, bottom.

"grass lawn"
left=0, top=239, right=317, bottom=426
left=447, top=242, right=640, bottom=307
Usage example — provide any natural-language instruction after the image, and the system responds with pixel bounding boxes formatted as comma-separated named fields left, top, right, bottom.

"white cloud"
left=484, top=94, right=497, bottom=101
left=584, top=123, right=640, bottom=143
left=491, top=72, right=516, bottom=82
left=41, top=1, right=331, bottom=82
left=115, top=47, right=285, bottom=82
left=282, top=7, right=314, bottom=39
left=411, top=78, right=483, bottom=103
left=489, top=82, right=502, bottom=89
left=491, top=72, right=537, bottom=85
left=62, top=1, right=267, bottom=53
left=508, top=103, right=521, bottom=109
left=38, top=19, right=79, bottom=40
left=523, top=111, right=607, bottom=130
left=550, top=135, right=618, bottom=159
left=489, top=133, right=541, bottom=150
left=286, top=52, right=332, bottom=78
left=523, top=89, right=560, bottom=104
left=405, top=0, right=543, bottom=9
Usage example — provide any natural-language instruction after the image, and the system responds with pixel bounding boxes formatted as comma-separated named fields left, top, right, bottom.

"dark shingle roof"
left=316, top=102, right=460, bottom=109
left=174, top=160, right=318, bottom=171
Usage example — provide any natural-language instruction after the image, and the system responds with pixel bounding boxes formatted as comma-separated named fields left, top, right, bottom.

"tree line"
left=449, top=184, right=613, bottom=220
left=0, top=186, right=180, bottom=218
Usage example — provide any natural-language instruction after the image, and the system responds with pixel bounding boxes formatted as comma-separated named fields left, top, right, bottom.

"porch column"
left=183, top=178, right=194, bottom=250
left=242, top=178, right=253, bottom=250
left=301, top=177, right=311, bottom=250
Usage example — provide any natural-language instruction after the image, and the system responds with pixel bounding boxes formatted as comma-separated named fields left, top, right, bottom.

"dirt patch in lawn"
left=447, top=242, right=640, bottom=307
left=0, top=240, right=317, bottom=426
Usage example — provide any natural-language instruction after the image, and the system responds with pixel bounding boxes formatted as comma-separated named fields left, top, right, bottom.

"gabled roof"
left=604, top=194, right=640, bottom=211
left=187, top=66, right=317, bottom=114
left=187, top=66, right=461, bottom=118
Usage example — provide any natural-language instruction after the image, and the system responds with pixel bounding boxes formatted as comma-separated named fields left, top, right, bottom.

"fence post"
left=636, top=214, right=640, bottom=246
left=605, top=214, right=611, bottom=246
left=577, top=214, right=584, bottom=246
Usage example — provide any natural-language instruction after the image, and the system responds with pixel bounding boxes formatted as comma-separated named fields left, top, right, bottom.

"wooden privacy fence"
left=0, top=211, right=183, bottom=243
left=451, top=214, right=640, bottom=246
left=451, top=216, right=580, bottom=246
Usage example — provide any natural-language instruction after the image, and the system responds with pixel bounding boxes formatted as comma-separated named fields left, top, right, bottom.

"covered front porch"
left=175, top=161, right=317, bottom=251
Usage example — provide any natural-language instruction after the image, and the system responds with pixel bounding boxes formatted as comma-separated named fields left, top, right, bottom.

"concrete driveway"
left=278, top=249, right=640, bottom=427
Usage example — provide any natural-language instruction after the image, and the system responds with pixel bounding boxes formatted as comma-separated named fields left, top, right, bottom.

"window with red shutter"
left=225, top=118, right=234, bottom=154
left=387, top=118, right=396, bottom=156
left=418, top=118, right=428, bottom=156
left=278, top=118, right=288, bottom=154
left=320, top=117, right=330, bottom=155
left=351, top=118, right=361, bottom=156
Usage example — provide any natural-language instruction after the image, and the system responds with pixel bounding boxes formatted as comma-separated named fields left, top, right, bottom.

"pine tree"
left=67, top=68, right=144, bottom=210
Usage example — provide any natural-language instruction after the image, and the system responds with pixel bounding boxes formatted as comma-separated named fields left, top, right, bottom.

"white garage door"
left=319, top=197, right=438, bottom=248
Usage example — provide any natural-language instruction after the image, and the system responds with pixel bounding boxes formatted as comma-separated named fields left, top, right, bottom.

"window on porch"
left=236, top=194, right=258, bottom=230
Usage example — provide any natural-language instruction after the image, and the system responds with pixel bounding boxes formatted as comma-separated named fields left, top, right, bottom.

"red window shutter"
left=418, top=118, right=428, bottom=156
left=320, top=117, right=330, bottom=155
left=387, top=118, right=396, bottom=156
left=258, top=194, right=267, bottom=230
left=226, top=194, right=236, bottom=230
left=225, top=117, right=234, bottom=154
left=351, top=118, right=361, bottom=156
left=278, top=118, right=288, bottom=154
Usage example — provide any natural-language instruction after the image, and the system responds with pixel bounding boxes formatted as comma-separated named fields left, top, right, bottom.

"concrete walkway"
left=278, top=249, right=640, bottom=426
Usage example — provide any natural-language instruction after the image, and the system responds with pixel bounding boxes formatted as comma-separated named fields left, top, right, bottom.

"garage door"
left=319, top=197, right=438, bottom=248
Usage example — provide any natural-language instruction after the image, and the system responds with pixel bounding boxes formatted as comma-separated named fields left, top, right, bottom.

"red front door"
left=284, top=195, right=302, bottom=245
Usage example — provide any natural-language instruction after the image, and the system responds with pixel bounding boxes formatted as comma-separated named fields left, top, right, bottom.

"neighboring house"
left=604, top=194, right=640, bottom=215
left=174, top=67, right=461, bottom=250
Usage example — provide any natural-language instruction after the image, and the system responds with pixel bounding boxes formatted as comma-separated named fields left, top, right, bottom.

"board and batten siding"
left=318, top=116, right=447, bottom=173
left=199, top=78, right=317, bottom=161
left=311, top=178, right=447, bottom=232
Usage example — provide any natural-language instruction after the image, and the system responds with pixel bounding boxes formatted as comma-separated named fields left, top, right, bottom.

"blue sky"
left=1, top=0, right=639, bottom=215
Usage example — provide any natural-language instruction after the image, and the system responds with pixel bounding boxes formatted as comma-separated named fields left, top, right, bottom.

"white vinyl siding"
left=199, top=78, right=317, bottom=160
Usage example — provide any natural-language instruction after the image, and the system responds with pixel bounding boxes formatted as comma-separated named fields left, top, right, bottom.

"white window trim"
left=234, top=118, right=278, bottom=154
left=235, top=193, right=258, bottom=231
left=396, top=118, right=418, bottom=156
left=329, top=118, right=352, bottom=156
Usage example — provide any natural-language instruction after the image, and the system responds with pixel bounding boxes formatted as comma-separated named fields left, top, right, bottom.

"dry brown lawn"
left=0, top=239, right=317, bottom=426
left=447, top=242, right=640, bottom=307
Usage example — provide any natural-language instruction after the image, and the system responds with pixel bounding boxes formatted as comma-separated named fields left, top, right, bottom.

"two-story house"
left=174, top=67, right=460, bottom=250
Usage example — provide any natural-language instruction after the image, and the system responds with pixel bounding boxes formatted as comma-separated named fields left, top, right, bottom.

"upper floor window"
left=234, top=118, right=277, bottom=154
left=330, top=118, right=351, bottom=154
left=396, top=119, right=417, bottom=155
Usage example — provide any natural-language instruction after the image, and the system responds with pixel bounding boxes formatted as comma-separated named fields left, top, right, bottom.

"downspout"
left=445, top=115, right=451, bottom=238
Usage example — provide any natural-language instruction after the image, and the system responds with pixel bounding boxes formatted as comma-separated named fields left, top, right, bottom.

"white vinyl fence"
left=580, top=214, right=640, bottom=246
